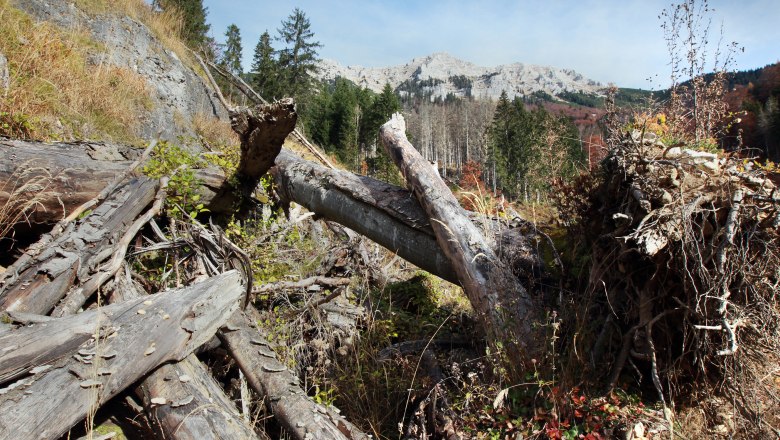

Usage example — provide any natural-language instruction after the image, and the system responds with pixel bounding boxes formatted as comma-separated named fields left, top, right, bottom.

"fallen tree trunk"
left=138, top=353, right=263, bottom=440
left=271, top=149, right=459, bottom=284
left=0, top=138, right=142, bottom=224
left=380, top=113, right=539, bottom=374
left=0, top=271, right=244, bottom=440
left=0, top=177, right=159, bottom=314
left=109, top=269, right=263, bottom=440
left=218, top=308, right=369, bottom=440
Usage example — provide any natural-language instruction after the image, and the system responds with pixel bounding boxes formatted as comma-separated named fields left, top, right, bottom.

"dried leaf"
left=493, top=388, right=509, bottom=410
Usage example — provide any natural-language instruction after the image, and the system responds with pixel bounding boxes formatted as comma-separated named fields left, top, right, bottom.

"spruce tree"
left=221, top=24, right=243, bottom=76
left=250, top=31, right=278, bottom=100
left=276, top=8, right=322, bottom=101
left=218, top=24, right=243, bottom=102
left=155, top=0, right=210, bottom=49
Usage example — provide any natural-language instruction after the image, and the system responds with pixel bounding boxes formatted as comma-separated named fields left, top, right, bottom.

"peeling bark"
left=218, top=308, right=370, bottom=440
left=0, top=271, right=244, bottom=440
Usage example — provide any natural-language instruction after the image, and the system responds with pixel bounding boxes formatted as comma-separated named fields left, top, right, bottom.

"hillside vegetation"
left=0, top=0, right=778, bottom=439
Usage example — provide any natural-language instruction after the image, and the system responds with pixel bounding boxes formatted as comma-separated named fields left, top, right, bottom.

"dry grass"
left=73, top=0, right=197, bottom=71
left=0, top=0, right=151, bottom=141
left=0, top=162, right=58, bottom=239
left=192, top=112, right=239, bottom=150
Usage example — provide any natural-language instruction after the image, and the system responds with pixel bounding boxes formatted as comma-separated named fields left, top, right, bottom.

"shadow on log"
left=0, top=271, right=243, bottom=440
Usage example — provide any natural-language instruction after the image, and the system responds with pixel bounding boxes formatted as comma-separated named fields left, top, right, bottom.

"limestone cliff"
left=317, top=52, right=603, bottom=100
left=11, top=0, right=227, bottom=142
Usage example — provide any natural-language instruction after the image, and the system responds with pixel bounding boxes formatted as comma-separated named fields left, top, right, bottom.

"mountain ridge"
left=316, top=52, right=604, bottom=100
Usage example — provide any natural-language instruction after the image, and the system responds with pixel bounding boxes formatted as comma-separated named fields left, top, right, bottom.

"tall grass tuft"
left=0, top=0, right=205, bottom=142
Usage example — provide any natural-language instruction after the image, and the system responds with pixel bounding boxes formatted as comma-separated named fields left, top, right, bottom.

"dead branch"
left=217, top=308, right=370, bottom=440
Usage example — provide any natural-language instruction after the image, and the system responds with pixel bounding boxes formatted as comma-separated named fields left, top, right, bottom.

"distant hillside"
left=317, top=52, right=604, bottom=101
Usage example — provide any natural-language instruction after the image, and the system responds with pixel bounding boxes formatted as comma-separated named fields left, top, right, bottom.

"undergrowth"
left=0, top=0, right=151, bottom=141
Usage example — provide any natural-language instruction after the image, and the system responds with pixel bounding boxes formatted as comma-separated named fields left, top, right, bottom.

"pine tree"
left=217, top=24, right=243, bottom=102
left=250, top=31, right=278, bottom=100
left=276, top=8, right=322, bottom=102
left=155, top=0, right=210, bottom=49
left=221, top=24, right=243, bottom=76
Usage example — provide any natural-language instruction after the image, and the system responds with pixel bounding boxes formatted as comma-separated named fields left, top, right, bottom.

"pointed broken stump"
left=218, top=308, right=369, bottom=440
left=380, top=113, right=540, bottom=375
left=0, top=271, right=243, bottom=440
left=204, top=99, right=298, bottom=215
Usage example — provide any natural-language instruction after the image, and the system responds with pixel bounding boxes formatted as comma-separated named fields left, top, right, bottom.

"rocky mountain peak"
left=316, top=52, right=603, bottom=101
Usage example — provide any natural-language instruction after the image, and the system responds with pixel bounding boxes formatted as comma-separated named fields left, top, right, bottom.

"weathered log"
left=0, top=271, right=243, bottom=440
left=379, top=114, right=539, bottom=373
left=138, top=355, right=266, bottom=440
left=271, top=149, right=459, bottom=284
left=218, top=308, right=369, bottom=440
left=271, top=149, right=543, bottom=286
left=109, top=269, right=263, bottom=440
left=50, top=177, right=168, bottom=317
left=0, top=138, right=142, bottom=224
left=0, top=176, right=158, bottom=314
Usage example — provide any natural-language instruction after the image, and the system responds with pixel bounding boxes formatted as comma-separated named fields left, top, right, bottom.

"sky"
left=203, top=0, right=780, bottom=90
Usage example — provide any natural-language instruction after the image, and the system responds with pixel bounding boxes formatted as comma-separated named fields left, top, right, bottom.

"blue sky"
left=203, top=0, right=779, bottom=90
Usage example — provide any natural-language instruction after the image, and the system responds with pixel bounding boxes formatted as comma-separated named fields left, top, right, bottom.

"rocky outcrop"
left=0, top=52, right=8, bottom=95
left=11, top=0, right=228, bottom=142
left=317, top=52, right=603, bottom=101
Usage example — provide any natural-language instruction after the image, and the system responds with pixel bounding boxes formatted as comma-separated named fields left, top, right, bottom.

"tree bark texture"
left=0, top=177, right=158, bottom=314
left=0, top=271, right=244, bottom=440
left=379, top=113, right=539, bottom=373
left=0, top=138, right=142, bottom=224
left=218, top=309, right=370, bottom=440
left=109, top=269, right=263, bottom=440
left=271, top=149, right=459, bottom=284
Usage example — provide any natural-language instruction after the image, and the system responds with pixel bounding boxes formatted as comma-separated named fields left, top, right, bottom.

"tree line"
left=155, top=0, right=589, bottom=201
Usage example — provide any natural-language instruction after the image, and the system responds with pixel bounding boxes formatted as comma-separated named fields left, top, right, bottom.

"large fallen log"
left=0, top=271, right=243, bottom=440
left=271, top=149, right=458, bottom=284
left=0, top=177, right=159, bottom=314
left=218, top=308, right=370, bottom=440
left=109, top=269, right=263, bottom=440
left=0, top=138, right=142, bottom=224
left=380, top=113, right=540, bottom=373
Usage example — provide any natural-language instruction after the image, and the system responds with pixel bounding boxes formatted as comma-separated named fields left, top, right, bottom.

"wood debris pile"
left=578, top=129, right=780, bottom=435
left=0, top=92, right=545, bottom=438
